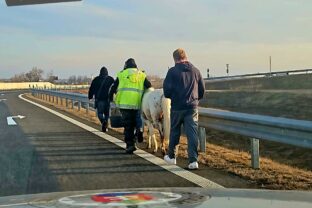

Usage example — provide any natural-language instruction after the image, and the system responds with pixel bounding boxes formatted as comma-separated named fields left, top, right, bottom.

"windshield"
left=0, top=0, right=311, bottom=206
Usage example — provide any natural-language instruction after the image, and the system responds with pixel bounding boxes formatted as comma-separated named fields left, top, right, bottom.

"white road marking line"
left=7, top=117, right=17, bottom=125
left=0, top=203, right=28, bottom=207
left=19, top=94, right=223, bottom=189
left=0, top=99, right=7, bottom=102
left=6, top=115, right=26, bottom=126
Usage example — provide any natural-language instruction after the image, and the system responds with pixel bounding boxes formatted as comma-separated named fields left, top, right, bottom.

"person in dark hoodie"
left=163, top=48, right=205, bottom=170
left=88, top=66, right=114, bottom=132
left=109, top=58, right=152, bottom=154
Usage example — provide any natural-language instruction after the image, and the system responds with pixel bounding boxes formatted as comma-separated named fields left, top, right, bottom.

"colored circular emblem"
left=91, top=192, right=154, bottom=204
left=59, top=191, right=182, bottom=206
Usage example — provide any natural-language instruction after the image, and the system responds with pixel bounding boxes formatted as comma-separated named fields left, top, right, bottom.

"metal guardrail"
left=199, top=108, right=312, bottom=148
left=198, top=108, right=312, bottom=169
left=0, top=82, right=89, bottom=90
left=31, top=89, right=312, bottom=169
left=205, top=68, right=312, bottom=81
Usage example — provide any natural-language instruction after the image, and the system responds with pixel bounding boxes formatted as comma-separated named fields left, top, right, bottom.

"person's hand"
left=110, top=101, right=116, bottom=108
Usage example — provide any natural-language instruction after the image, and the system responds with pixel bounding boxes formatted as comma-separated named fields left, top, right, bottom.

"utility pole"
left=269, top=56, right=272, bottom=74
left=226, top=64, right=229, bottom=76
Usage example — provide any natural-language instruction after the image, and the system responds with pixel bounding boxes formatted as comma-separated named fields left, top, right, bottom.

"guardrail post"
left=66, top=98, right=69, bottom=108
left=56, top=96, right=59, bottom=105
left=86, top=103, right=89, bottom=114
left=60, top=97, right=63, bottom=106
left=198, top=126, right=207, bottom=153
left=78, top=101, right=81, bottom=111
left=250, top=138, right=260, bottom=169
left=71, top=99, right=74, bottom=109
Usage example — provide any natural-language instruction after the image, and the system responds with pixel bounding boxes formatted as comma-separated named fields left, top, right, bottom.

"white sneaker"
left=188, top=161, right=199, bottom=170
left=164, top=155, right=176, bottom=165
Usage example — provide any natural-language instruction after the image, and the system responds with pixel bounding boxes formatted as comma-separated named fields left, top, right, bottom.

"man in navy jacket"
left=163, top=48, right=205, bottom=169
left=88, top=67, right=114, bottom=132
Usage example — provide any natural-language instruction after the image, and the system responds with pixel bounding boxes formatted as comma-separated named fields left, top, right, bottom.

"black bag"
left=109, top=102, right=124, bottom=128
left=110, top=115, right=124, bottom=128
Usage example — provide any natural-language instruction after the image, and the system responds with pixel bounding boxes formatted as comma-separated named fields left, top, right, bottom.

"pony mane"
left=145, top=87, right=155, bottom=93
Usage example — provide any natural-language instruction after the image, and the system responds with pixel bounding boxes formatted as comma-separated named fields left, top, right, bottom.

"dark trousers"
left=120, top=109, right=138, bottom=147
left=168, top=109, right=199, bottom=163
left=96, top=100, right=110, bottom=124
left=136, top=110, right=143, bottom=130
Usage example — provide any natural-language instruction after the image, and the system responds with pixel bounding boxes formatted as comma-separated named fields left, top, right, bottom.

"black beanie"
left=124, top=58, right=137, bottom=69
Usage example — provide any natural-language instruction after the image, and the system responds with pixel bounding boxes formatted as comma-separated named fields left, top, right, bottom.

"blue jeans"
left=96, top=100, right=110, bottom=124
left=168, top=109, right=199, bottom=163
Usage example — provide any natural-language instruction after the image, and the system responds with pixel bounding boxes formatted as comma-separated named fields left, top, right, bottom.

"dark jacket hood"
left=175, top=61, right=193, bottom=72
left=124, top=58, right=137, bottom=69
left=100, top=67, right=108, bottom=77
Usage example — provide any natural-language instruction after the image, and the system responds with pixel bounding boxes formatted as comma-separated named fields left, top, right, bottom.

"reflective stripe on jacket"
left=115, top=68, right=146, bottom=109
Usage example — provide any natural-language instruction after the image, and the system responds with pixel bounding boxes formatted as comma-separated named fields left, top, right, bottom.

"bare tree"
left=10, top=73, right=27, bottom=82
left=46, top=70, right=58, bottom=83
left=147, top=74, right=164, bottom=89
left=25, top=67, right=44, bottom=82
left=67, top=75, right=91, bottom=84
left=10, top=67, right=44, bottom=82
left=76, top=75, right=82, bottom=84
left=68, top=75, right=77, bottom=84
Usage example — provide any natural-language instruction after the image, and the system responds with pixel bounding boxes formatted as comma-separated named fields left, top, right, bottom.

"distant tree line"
left=147, top=75, right=164, bottom=89
left=11, top=67, right=44, bottom=82
left=9, top=67, right=91, bottom=85
left=8, top=68, right=162, bottom=86
left=66, top=75, right=91, bottom=85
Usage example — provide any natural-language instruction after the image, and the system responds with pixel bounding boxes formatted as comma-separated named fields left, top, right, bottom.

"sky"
left=0, top=0, right=311, bottom=79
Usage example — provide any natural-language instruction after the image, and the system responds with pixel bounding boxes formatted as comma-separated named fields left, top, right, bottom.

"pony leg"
left=152, top=134, right=157, bottom=153
left=148, top=134, right=152, bottom=149
left=175, top=145, right=179, bottom=158
left=146, top=121, right=155, bottom=151
left=161, top=96, right=171, bottom=156
left=158, top=128, right=166, bottom=155
left=148, top=123, right=158, bottom=153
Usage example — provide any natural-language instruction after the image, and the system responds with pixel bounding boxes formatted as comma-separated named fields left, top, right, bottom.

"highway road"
left=0, top=91, right=228, bottom=197
left=1, top=91, right=311, bottom=208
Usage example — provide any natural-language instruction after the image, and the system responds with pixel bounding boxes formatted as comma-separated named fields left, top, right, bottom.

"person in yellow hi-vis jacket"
left=109, top=58, right=152, bottom=154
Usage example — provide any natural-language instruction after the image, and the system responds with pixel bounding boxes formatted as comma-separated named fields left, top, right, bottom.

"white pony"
left=141, top=88, right=171, bottom=154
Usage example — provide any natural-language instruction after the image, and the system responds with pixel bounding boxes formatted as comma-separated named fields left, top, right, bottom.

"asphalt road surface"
left=0, top=91, right=230, bottom=197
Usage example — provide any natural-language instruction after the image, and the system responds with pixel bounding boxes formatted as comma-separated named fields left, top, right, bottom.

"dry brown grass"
left=26, top=93, right=312, bottom=190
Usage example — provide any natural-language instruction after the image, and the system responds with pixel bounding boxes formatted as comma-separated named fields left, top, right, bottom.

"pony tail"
left=161, top=94, right=171, bottom=142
